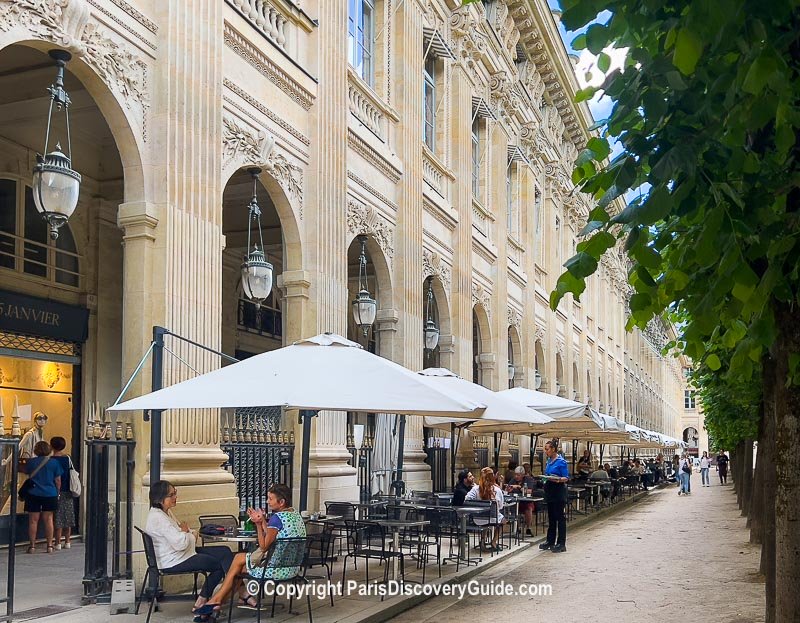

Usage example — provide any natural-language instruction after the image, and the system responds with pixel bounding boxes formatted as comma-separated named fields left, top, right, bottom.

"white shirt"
left=464, top=484, right=505, bottom=524
left=700, top=457, right=710, bottom=469
left=145, top=507, right=196, bottom=569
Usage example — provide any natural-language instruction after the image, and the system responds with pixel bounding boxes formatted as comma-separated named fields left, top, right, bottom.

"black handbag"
left=19, top=456, right=50, bottom=502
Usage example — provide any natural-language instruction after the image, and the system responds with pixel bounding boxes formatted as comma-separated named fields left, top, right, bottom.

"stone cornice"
left=347, top=129, right=402, bottom=183
left=224, top=22, right=315, bottom=111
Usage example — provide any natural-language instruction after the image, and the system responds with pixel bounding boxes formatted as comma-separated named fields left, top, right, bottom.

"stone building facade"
left=0, top=0, right=686, bottom=521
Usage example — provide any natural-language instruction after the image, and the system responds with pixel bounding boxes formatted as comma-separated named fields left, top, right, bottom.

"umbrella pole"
left=149, top=326, right=167, bottom=487
left=450, top=423, right=456, bottom=490
left=299, top=409, right=318, bottom=512
left=393, top=414, right=406, bottom=497
left=529, top=434, right=539, bottom=468
left=493, top=432, right=502, bottom=471
left=599, top=444, right=605, bottom=465
left=572, top=438, right=578, bottom=474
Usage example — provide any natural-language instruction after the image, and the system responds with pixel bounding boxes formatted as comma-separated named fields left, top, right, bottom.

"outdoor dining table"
left=200, top=529, right=258, bottom=551
left=367, top=518, right=429, bottom=580
left=351, top=501, right=388, bottom=520
left=449, top=506, right=488, bottom=563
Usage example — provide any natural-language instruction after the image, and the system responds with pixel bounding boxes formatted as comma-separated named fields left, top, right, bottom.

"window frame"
left=471, top=116, right=481, bottom=198
left=423, top=55, right=437, bottom=151
left=348, top=0, right=376, bottom=86
left=0, top=176, right=80, bottom=289
left=684, top=389, right=696, bottom=410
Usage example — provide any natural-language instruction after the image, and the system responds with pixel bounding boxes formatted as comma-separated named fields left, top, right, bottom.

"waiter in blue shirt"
left=539, top=439, right=569, bottom=553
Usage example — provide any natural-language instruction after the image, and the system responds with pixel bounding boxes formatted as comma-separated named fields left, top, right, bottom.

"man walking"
left=716, top=451, right=729, bottom=484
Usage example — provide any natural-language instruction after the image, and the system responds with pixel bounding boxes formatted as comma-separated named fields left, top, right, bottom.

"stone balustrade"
left=347, top=71, right=385, bottom=139
left=227, top=0, right=289, bottom=51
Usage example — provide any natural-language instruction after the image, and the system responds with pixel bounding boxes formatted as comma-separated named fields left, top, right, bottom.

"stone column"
left=393, top=1, right=430, bottom=491
left=299, top=0, right=358, bottom=508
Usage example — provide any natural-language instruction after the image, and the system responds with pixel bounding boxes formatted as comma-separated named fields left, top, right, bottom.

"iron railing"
left=424, top=445, right=448, bottom=492
left=474, top=447, right=489, bottom=469
left=82, top=417, right=135, bottom=602
left=221, top=409, right=293, bottom=513
left=237, top=298, right=282, bottom=339
left=346, top=434, right=373, bottom=502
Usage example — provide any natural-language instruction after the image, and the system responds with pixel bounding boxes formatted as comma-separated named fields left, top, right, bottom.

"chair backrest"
left=325, top=501, right=356, bottom=520
left=198, top=514, right=238, bottom=531
left=305, top=522, right=335, bottom=564
left=135, top=526, right=159, bottom=571
left=260, top=537, right=308, bottom=575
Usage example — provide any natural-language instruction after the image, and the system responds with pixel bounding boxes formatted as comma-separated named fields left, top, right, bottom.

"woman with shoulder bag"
left=21, top=441, right=62, bottom=553
left=50, top=437, right=76, bottom=550
left=678, top=454, right=692, bottom=496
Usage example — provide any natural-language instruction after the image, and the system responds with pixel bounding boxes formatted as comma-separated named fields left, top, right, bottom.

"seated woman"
left=144, top=481, right=234, bottom=616
left=465, top=467, right=507, bottom=552
left=505, top=466, right=534, bottom=536
left=194, top=483, right=306, bottom=617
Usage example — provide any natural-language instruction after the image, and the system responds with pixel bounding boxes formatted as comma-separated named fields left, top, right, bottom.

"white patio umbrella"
left=416, top=368, right=552, bottom=479
left=499, top=387, right=603, bottom=436
left=108, top=333, right=485, bottom=509
left=371, top=413, right=399, bottom=496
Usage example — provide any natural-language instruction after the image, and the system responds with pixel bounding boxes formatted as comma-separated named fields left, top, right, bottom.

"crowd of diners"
left=140, top=441, right=686, bottom=621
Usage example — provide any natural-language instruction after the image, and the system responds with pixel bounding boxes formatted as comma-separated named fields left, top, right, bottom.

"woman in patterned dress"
left=194, top=483, right=306, bottom=618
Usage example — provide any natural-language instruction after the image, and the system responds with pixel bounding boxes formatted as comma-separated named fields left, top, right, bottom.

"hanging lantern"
left=534, top=369, right=542, bottom=389
left=241, top=168, right=274, bottom=307
left=507, top=361, right=516, bottom=381
left=352, top=236, right=376, bottom=336
left=423, top=277, right=439, bottom=350
left=32, top=50, right=81, bottom=240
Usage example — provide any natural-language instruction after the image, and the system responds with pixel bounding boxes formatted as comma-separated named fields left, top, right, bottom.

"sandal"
left=238, top=595, right=258, bottom=609
left=192, top=604, right=220, bottom=617
left=46, top=544, right=55, bottom=554
left=26, top=546, right=35, bottom=554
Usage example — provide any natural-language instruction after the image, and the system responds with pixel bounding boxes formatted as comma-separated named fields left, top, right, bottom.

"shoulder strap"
left=28, top=456, right=51, bottom=480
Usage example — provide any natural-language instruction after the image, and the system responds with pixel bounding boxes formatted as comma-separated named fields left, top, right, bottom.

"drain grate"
left=12, top=605, right=80, bottom=621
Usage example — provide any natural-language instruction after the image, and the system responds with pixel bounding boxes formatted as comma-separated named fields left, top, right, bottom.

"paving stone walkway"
left=389, top=480, right=765, bottom=623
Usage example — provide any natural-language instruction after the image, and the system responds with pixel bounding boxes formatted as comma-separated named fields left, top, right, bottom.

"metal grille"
left=346, top=430, right=373, bottom=502
left=0, top=331, right=80, bottom=357
left=221, top=406, right=293, bottom=513
left=424, top=446, right=449, bottom=492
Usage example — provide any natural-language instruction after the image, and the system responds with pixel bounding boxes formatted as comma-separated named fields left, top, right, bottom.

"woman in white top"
left=699, top=451, right=711, bottom=487
left=144, top=481, right=235, bottom=616
left=465, top=466, right=507, bottom=551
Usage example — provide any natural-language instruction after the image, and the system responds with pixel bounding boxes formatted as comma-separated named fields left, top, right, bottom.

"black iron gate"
left=0, top=438, right=20, bottom=622
left=346, top=431, right=373, bottom=502
left=221, top=407, right=293, bottom=514
left=82, top=416, right=135, bottom=602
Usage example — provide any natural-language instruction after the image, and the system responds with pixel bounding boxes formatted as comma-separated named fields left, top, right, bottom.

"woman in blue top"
left=539, top=439, right=569, bottom=553
left=22, top=441, right=62, bottom=554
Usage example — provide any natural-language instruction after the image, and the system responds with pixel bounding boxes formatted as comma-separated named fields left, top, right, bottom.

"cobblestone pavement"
left=390, top=480, right=765, bottom=623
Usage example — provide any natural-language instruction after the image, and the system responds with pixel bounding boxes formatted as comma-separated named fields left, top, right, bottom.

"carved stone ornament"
left=471, top=282, right=492, bottom=320
left=0, top=0, right=150, bottom=127
left=222, top=116, right=304, bottom=216
left=422, top=249, right=451, bottom=291
left=534, top=324, right=545, bottom=342
left=507, top=306, right=522, bottom=328
left=347, top=198, right=394, bottom=265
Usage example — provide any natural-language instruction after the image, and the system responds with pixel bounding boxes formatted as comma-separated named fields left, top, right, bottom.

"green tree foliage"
left=690, top=360, right=760, bottom=452
left=549, top=0, right=800, bottom=386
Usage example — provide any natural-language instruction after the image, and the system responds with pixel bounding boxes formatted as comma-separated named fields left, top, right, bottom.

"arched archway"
left=507, top=325, right=521, bottom=388
left=534, top=340, right=545, bottom=390
left=555, top=353, right=564, bottom=396
left=423, top=276, right=450, bottom=369
left=572, top=361, right=580, bottom=400
left=472, top=304, right=491, bottom=387
left=346, top=234, right=393, bottom=355
left=586, top=370, right=592, bottom=405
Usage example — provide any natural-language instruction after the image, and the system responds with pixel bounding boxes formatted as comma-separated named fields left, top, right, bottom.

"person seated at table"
left=145, top=481, right=234, bottom=616
left=589, top=466, right=609, bottom=480
left=605, top=463, right=619, bottom=479
left=495, top=472, right=506, bottom=489
left=193, top=483, right=306, bottom=618
left=452, top=469, right=474, bottom=506
left=522, top=463, right=532, bottom=476
left=503, top=461, right=518, bottom=485
left=465, top=467, right=507, bottom=551
left=576, top=450, right=593, bottom=479
left=505, top=466, right=534, bottom=536
left=620, top=460, right=631, bottom=476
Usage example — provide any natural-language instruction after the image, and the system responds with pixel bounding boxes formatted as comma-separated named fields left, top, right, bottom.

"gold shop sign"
left=0, top=289, right=88, bottom=343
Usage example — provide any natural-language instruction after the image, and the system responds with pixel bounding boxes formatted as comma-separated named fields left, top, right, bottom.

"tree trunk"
left=773, top=303, right=800, bottom=623
left=735, top=440, right=745, bottom=509
left=761, top=355, right=777, bottom=623
left=741, top=438, right=754, bottom=517
left=749, top=401, right=765, bottom=540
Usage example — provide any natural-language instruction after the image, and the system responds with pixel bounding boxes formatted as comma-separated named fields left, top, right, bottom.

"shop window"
left=0, top=178, right=79, bottom=288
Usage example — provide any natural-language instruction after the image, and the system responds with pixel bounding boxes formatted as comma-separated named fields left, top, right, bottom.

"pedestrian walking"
left=699, top=451, right=710, bottom=487
left=21, top=441, right=61, bottom=553
left=716, top=451, right=729, bottom=484
left=677, top=454, right=692, bottom=496
left=539, top=439, right=569, bottom=553
left=49, top=436, right=76, bottom=549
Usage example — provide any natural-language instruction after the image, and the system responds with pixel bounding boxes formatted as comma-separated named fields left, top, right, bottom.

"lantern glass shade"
left=534, top=370, right=542, bottom=389
left=507, top=362, right=515, bottom=380
left=352, top=289, right=377, bottom=334
left=241, top=247, right=273, bottom=303
left=352, top=424, right=365, bottom=451
left=32, top=150, right=81, bottom=239
left=424, top=319, right=440, bottom=350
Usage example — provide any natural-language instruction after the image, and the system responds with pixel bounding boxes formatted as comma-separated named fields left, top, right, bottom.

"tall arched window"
left=0, top=178, right=79, bottom=287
